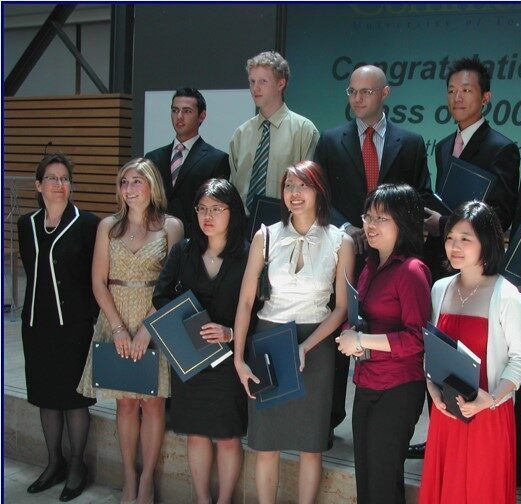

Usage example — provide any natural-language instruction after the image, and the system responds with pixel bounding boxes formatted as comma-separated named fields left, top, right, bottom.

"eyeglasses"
left=194, top=205, right=229, bottom=217
left=43, top=176, right=71, bottom=185
left=346, top=87, right=381, bottom=98
left=361, top=214, right=392, bottom=225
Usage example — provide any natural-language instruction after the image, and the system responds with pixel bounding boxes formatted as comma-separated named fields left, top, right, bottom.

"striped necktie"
left=246, top=120, right=270, bottom=210
left=170, top=143, right=185, bottom=188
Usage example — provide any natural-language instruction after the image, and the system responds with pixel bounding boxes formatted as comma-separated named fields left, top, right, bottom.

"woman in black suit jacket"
left=17, top=153, right=99, bottom=501
left=153, top=179, right=248, bottom=504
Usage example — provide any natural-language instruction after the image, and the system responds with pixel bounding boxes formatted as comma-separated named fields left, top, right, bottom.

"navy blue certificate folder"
left=249, top=321, right=305, bottom=409
left=92, top=342, right=159, bottom=396
left=423, top=324, right=480, bottom=421
left=247, top=195, right=281, bottom=241
left=502, top=227, right=521, bottom=288
left=143, top=290, right=232, bottom=383
left=439, top=156, right=497, bottom=211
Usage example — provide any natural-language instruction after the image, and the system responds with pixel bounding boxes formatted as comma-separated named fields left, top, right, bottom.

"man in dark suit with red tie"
left=145, top=88, right=230, bottom=233
left=314, top=65, right=432, bottom=437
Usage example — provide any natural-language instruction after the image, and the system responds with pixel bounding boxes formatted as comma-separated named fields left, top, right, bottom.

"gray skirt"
left=247, top=319, right=335, bottom=453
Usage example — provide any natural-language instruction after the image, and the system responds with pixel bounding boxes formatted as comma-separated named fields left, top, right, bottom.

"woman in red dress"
left=420, top=201, right=521, bottom=504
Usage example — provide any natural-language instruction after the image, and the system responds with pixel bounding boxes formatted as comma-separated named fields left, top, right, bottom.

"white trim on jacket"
left=28, top=206, right=80, bottom=326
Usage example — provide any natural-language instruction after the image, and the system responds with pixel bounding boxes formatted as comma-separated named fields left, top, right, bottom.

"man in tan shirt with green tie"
left=229, top=51, right=319, bottom=213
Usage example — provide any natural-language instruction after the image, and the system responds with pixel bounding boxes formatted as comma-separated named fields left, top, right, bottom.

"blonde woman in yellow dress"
left=78, top=158, right=183, bottom=504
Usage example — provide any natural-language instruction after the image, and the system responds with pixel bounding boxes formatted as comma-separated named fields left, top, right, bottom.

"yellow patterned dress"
left=78, top=236, right=170, bottom=399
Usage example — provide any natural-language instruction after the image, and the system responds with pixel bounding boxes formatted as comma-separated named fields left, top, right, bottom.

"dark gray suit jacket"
left=145, top=137, right=230, bottom=232
left=314, top=120, right=432, bottom=227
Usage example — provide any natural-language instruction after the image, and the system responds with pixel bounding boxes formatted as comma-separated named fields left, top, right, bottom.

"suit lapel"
left=159, top=142, right=175, bottom=198
left=439, top=132, right=455, bottom=185
left=460, top=121, right=489, bottom=162
left=174, top=138, right=207, bottom=190
left=380, top=123, right=401, bottom=182
left=340, top=122, right=365, bottom=182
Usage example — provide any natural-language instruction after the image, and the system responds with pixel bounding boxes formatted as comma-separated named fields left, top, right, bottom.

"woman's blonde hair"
left=109, top=157, right=167, bottom=239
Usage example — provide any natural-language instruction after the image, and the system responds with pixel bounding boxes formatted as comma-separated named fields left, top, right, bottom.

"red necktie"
left=362, top=127, right=379, bottom=192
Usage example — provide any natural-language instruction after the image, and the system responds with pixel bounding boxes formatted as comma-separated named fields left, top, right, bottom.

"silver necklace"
left=206, top=253, right=217, bottom=264
left=43, top=213, right=61, bottom=235
left=457, top=284, right=480, bottom=307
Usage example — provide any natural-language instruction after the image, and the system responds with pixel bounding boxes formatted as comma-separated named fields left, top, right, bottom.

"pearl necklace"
left=43, top=212, right=61, bottom=235
left=457, top=284, right=480, bottom=307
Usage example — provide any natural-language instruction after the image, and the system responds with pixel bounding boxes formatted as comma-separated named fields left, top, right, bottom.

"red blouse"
left=353, top=254, right=432, bottom=390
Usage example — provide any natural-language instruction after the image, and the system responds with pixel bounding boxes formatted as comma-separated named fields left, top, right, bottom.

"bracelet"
left=355, top=331, right=364, bottom=353
left=112, top=324, right=124, bottom=334
left=490, top=394, right=498, bottom=410
left=112, top=326, right=125, bottom=336
left=228, top=328, right=234, bottom=342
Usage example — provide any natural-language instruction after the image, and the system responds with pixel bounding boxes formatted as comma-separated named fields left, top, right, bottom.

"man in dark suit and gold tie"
left=145, top=88, right=230, bottom=233
left=314, top=64, right=432, bottom=438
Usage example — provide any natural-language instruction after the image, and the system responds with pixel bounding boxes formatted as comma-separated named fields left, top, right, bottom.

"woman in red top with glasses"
left=337, top=183, right=431, bottom=504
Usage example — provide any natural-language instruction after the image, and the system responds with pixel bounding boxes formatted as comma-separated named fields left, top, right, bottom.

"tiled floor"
left=4, top=458, right=121, bottom=503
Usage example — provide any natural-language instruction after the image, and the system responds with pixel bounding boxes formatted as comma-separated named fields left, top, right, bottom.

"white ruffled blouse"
left=257, top=219, right=343, bottom=324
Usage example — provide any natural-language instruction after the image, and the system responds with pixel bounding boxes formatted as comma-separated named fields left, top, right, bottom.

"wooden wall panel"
left=4, top=94, right=132, bottom=260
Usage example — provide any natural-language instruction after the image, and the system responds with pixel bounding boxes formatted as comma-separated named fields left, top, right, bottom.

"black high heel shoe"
left=27, top=459, right=67, bottom=493
left=59, top=464, right=88, bottom=502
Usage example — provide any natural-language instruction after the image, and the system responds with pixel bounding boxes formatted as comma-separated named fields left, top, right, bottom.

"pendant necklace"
left=457, top=283, right=480, bottom=307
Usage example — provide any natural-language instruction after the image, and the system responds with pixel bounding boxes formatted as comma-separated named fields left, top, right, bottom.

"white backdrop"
left=144, top=89, right=254, bottom=154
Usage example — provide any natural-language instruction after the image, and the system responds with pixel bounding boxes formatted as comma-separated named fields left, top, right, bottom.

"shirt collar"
left=257, top=103, right=289, bottom=129
left=458, top=117, right=485, bottom=146
left=356, top=113, right=387, bottom=139
left=366, top=252, right=406, bottom=274
left=172, top=135, right=200, bottom=158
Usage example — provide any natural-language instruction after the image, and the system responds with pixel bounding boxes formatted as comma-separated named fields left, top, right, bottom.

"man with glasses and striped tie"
left=146, top=88, right=230, bottom=234
left=229, top=51, right=319, bottom=215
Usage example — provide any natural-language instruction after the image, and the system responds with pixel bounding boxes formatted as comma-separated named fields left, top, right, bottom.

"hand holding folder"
left=423, top=322, right=480, bottom=422
left=344, top=270, right=369, bottom=361
left=92, top=342, right=159, bottom=396
left=143, top=290, right=232, bottom=383
left=249, top=321, right=305, bottom=409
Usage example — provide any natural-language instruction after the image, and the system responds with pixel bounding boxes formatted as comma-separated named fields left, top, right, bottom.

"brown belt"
left=108, top=279, right=157, bottom=287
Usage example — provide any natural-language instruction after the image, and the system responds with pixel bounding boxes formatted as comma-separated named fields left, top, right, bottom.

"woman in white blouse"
left=234, top=160, right=355, bottom=504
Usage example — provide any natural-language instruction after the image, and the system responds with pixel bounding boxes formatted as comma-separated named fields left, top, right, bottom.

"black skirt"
left=22, top=319, right=96, bottom=410
left=170, top=356, right=247, bottom=439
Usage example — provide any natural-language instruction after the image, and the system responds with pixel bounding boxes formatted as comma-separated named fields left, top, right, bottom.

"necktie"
left=246, top=120, right=270, bottom=210
left=362, top=127, right=379, bottom=192
left=170, top=143, right=185, bottom=187
left=453, top=131, right=464, bottom=158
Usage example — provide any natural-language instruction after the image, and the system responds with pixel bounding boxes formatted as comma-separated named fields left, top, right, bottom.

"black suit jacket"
left=435, top=120, right=520, bottom=232
left=425, top=120, right=520, bottom=282
left=314, top=120, right=432, bottom=227
left=145, top=137, right=230, bottom=232
left=512, top=186, right=521, bottom=237
left=18, top=202, right=99, bottom=327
